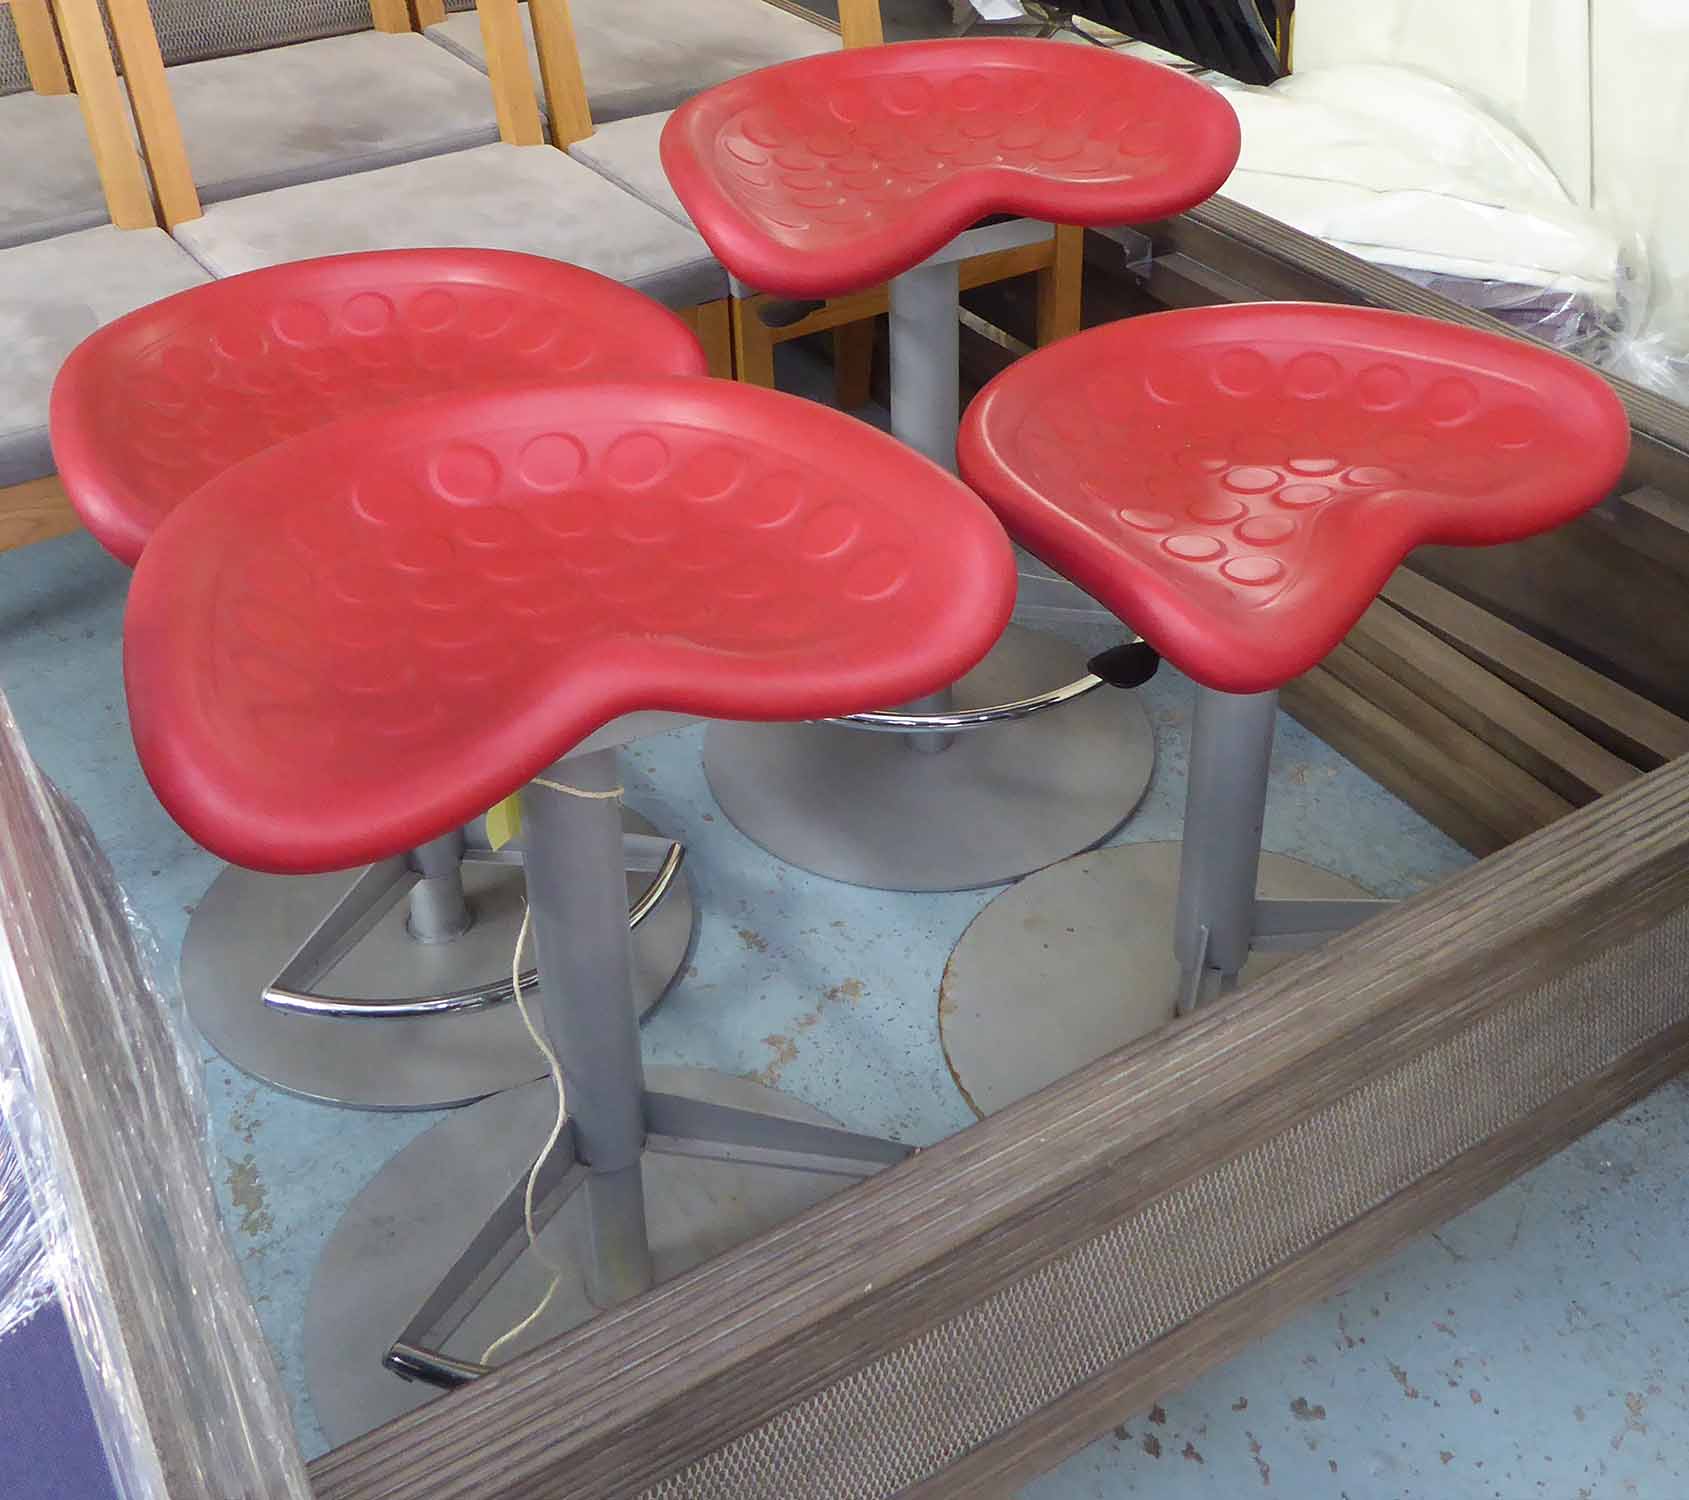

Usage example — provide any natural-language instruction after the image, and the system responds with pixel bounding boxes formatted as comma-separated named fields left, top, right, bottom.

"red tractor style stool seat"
left=121, top=378, right=1015, bottom=1442
left=52, top=250, right=705, bottom=1110
left=940, top=303, right=1631, bottom=1116
left=661, top=40, right=1241, bottom=891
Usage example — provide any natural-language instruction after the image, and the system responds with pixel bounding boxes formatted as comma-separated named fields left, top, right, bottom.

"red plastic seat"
left=958, top=304, right=1630, bottom=695
left=661, top=39, right=1241, bottom=299
left=51, top=250, right=707, bottom=566
left=126, top=380, right=1016, bottom=875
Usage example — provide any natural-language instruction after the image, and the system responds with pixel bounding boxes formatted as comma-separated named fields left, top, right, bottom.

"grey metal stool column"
left=936, top=300, right=1632, bottom=1117
left=940, top=685, right=1381, bottom=1117
left=119, top=375, right=1021, bottom=1448
left=181, top=807, right=694, bottom=1109
left=662, top=41, right=1245, bottom=890
left=702, top=222, right=1158, bottom=891
left=306, top=751, right=911, bottom=1440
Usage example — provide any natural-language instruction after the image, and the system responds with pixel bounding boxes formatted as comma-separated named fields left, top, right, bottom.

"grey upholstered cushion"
left=173, top=142, right=727, bottom=309
left=168, top=32, right=500, bottom=205
left=0, top=227, right=211, bottom=487
left=567, top=111, right=694, bottom=230
left=0, top=93, right=117, bottom=249
left=427, top=0, right=836, bottom=124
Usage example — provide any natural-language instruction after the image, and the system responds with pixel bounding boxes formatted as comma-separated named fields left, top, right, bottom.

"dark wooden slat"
left=1320, top=642, right=1574, bottom=835
left=1345, top=598, right=1638, bottom=803
left=1280, top=664, right=1534, bottom=855
left=1407, top=523, right=1689, bottom=728
left=1591, top=485, right=1689, bottom=580
left=1382, top=570, right=1689, bottom=769
left=310, top=756, right=1689, bottom=1500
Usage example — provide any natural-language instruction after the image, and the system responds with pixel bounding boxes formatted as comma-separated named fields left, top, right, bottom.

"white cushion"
left=1, top=227, right=211, bottom=486
left=1218, top=66, right=1621, bottom=303
left=1290, top=0, right=1593, bottom=209
left=173, top=142, right=726, bottom=309
left=1590, top=2, right=1689, bottom=374
left=427, top=0, right=836, bottom=123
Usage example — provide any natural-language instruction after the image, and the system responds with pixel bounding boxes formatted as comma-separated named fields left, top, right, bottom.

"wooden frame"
left=301, top=753, right=1689, bottom=1496
left=12, top=656, right=1689, bottom=1495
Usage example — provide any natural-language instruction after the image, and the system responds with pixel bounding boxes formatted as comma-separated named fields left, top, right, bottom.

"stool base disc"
left=940, top=840, right=1373, bottom=1117
left=180, top=810, right=694, bottom=1110
left=703, top=625, right=1155, bottom=892
left=305, top=1065, right=851, bottom=1447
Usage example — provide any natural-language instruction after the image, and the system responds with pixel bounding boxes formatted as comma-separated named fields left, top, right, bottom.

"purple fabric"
left=0, top=1135, right=120, bottom=1500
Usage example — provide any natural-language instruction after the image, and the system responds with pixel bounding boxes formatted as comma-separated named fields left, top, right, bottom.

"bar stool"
left=52, top=250, right=704, bottom=1108
left=118, top=375, right=1015, bottom=1441
left=941, top=303, right=1631, bottom=1115
left=660, top=40, right=1241, bottom=890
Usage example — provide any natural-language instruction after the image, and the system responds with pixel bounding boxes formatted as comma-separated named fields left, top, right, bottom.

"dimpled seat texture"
left=125, top=380, right=1017, bottom=874
left=51, top=250, right=707, bottom=566
left=959, top=303, right=1630, bottom=695
left=660, top=39, right=1241, bottom=299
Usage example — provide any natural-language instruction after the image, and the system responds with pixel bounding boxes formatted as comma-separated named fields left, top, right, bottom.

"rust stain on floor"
left=226, top=1153, right=273, bottom=1238
left=1246, top=1432, right=1270, bottom=1487
left=752, top=1033, right=798, bottom=1087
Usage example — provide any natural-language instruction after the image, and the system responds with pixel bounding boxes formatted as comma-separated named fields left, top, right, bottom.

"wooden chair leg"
left=832, top=318, right=877, bottom=410
left=0, top=477, right=81, bottom=554
left=1034, top=224, right=1085, bottom=348
left=686, top=299, right=734, bottom=380
left=368, top=0, right=412, bottom=31
left=731, top=297, right=778, bottom=388
left=12, top=0, right=72, bottom=93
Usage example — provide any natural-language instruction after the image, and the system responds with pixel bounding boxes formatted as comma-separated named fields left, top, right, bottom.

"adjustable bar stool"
left=52, top=250, right=702, bottom=1108
left=661, top=40, right=1241, bottom=890
left=941, top=303, right=1631, bottom=1115
left=119, top=377, right=1015, bottom=1441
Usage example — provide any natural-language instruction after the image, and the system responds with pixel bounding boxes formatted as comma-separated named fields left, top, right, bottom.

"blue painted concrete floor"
left=3, top=439, right=1686, bottom=1494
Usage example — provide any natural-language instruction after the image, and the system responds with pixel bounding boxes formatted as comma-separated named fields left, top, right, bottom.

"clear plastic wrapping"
left=0, top=693, right=310, bottom=1499
left=1206, top=60, right=1689, bottom=400
left=0, top=1101, right=53, bottom=1341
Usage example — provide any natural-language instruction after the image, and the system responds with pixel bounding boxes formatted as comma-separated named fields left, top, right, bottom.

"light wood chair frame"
left=0, top=0, right=167, bottom=552
left=98, top=0, right=734, bottom=377
left=398, top=0, right=1085, bottom=390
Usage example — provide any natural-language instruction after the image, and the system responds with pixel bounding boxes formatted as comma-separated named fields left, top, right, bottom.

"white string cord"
left=533, top=776, right=623, bottom=800
left=478, top=775, right=623, bottom=1368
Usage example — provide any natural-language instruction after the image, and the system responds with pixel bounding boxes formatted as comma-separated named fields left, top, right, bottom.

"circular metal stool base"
left=703, top=625, right=1155, bottom=891
left=180, top=810, right=694, bottom=1110
left=305, top=1065, right=852, bottom=1446
left=940, top=840, right=1373, bottom=1117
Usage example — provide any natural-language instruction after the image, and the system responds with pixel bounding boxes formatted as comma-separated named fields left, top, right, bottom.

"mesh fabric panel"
left=1, top=11, right=33, bottom=96
left=141, top=0, right=372, bottom=66
left=643, top=909, right=1689, bottom=1498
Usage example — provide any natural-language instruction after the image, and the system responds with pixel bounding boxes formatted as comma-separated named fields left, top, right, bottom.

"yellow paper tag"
left=485, top=793, right=523, bottom=850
